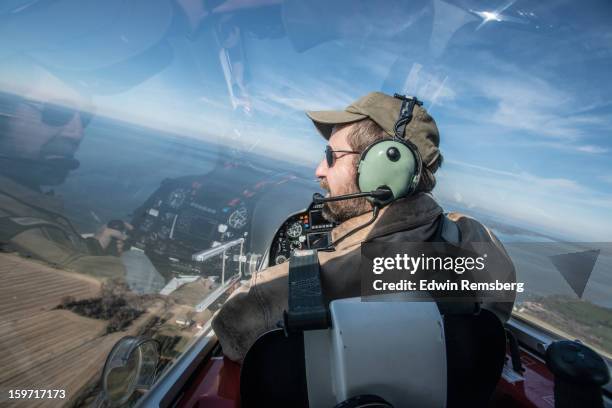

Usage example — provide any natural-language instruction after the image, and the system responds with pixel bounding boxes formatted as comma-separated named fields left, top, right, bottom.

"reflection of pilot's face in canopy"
left=0, top=60, right=93, bottom=187
left=0, top=0, right=173, bottom=187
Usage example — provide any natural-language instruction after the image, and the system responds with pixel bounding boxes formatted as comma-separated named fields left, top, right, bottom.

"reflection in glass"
left=0, top=0, right=611, bottom=406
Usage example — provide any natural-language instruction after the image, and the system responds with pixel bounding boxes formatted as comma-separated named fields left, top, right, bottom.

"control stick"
left=107, top=219, right=127, bottom=256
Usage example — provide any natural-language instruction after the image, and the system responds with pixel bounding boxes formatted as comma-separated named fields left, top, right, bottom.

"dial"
left=276, top=237, right=289, bottom=254
left=275, top=255, right=288, bottom=264
left=159, top=226, right=170, bottom=238
left=168, top=189, right=187, bottom=209
left=228, top=206, right=248, bottom=229
left=140, top=217, right=155, bottom=232
left=286, top=222, right=303, bottom=239
left=290, top=241, right=302, bottom=250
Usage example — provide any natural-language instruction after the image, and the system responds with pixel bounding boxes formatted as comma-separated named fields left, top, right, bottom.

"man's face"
left=0, top=99, right=87, bottom=186
left=3, top=100, right=86, bottom=161
left=0, top=69, right=91, bottom=186
left=315, top=123, right=371, bottom=223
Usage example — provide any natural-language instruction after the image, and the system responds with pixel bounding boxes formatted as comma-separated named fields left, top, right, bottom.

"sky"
left=1, top=0, right=611, bottom=241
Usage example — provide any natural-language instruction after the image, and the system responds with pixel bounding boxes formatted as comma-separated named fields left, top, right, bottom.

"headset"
left=314, top=93, right=424, bottom=208
left=357, top=94, right=423, bottom=206
left=313, top=94, right=424, bottom=249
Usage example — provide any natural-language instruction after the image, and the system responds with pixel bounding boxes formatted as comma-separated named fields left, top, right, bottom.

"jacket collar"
left=0, top=174, right=64, bottom=214
left=330, top=193, right=443, bottom=250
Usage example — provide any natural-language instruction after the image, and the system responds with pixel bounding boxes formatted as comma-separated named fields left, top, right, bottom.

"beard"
left=0, top=136, right=80, bottom=188
left=35, top=137, right=80, bottom=185
left=0, top=155, right=79, bottom=188
left=319, top=178, right=371, bottom=224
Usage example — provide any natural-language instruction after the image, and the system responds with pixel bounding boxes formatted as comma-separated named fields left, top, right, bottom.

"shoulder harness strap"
left=283, top=249, right=329, bottom=333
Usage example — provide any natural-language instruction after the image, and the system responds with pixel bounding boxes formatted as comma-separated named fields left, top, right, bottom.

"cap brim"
left=306, top=110, right=367, bottom=140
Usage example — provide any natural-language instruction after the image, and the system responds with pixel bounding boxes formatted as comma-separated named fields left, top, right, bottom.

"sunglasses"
left=325, top=145, right=360, bottom=167
left=21, top=99, right=94, bottom=128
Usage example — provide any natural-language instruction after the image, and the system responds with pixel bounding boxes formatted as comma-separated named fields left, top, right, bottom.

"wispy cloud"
left=248, top=70, right=359, bottom=117
left=577, top=145, right=609, bottom=154
left=462, top=72, right=579, bottom=139
left=444, top=159, right=583, bottom=192
left=435, top=160, right=612, bottom=240
left=598, top=175, right=612, bottom=184
left=440, top=55, right=611, bottom=155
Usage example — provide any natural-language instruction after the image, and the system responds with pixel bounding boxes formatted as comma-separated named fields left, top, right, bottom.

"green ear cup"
left=357, top=140, right=419, bottom=201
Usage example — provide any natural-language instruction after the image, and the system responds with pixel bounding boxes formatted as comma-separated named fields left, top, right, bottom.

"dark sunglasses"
left=325, top=145, right=360, bottom=167
left=21, top=99, right=94, bottom=128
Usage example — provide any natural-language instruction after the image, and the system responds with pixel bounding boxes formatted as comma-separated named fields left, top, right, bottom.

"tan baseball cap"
left=306, top=91, right=440, bottom=166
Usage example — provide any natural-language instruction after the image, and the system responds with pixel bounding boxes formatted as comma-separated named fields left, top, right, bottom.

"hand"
left=94, top=221, right=133, bottom=255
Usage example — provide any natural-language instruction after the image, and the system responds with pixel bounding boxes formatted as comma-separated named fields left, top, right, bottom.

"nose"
left=59, top=114, right=85, bottom=142
left=315, top=157, right=328, bottom=179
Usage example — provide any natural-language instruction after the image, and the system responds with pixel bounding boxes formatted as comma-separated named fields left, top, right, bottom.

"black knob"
left=546, top=340, right=610, bottom=408
left=546, top=340, right=609, bottom=385
left=386, top=147, right=400, bottom=162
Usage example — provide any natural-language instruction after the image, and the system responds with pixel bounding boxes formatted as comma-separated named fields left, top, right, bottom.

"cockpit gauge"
left=139, top=217, right=155, bottom=232
left=275, top=255, right=288, bottom=264
left=159, top=225, right=170, bottom=238
left=228, top=206, right=248, bottom=229
left=268, top=202, right=338, bottom=267
left=168, top=189, right=187, bottom=209
left=286, top=222, right=303, bottom=239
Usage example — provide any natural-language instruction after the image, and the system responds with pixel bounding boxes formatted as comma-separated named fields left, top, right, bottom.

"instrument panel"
left=128, top=180, right=252, bottom=280
left=268, top=202, right=337, bottom=266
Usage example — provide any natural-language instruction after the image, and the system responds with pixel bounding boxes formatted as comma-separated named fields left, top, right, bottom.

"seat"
left=240, top=248, right=506, bottom=407
left=240, top=329, right=308, bottom=407
left=240, top=304, right=506, bottom=408
left=444, top=308, right=506, bottom=407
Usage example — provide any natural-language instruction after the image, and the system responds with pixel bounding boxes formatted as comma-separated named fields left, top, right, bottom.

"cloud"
left=249, top=71, right=359, bottom=117
left=348, top=46, right=400, bottom=79
left=435, top=160, right=612, bottom=240
left=461, top=73, right=582, bottom=140
left=444, top=160, right=583, bottom=191
left=439, top=54, right=612, bottom=158
left=577, top=145, right=609, bottom=154
left=198, top=95, right=231, bottom=110
left=479, top=138, right=610, bottom=155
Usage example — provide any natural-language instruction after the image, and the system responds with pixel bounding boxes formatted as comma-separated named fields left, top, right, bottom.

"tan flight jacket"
left=0, top=175, right=126, bottom=279
left=212, top=193, right=516, bottom=362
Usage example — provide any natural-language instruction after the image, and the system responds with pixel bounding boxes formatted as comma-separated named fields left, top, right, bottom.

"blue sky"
left=1, top=0, right=611, bottom=240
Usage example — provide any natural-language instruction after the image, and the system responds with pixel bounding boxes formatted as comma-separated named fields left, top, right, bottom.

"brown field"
left=0, top=253, right=165, bottom=407
left=0, top=254, right=101, bottom=322
left=0, top=253, right=105, bottom=407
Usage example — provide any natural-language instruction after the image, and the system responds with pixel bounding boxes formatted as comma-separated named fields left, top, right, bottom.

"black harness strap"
left=428, top=213, right=481, bottom=316
left=428, top=213, right=461, bottom=244
left=283, top=249, right=329, bottom=333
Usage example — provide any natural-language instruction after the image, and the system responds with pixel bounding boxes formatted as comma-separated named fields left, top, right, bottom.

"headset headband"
left=393, top=94, right=423, bottom=141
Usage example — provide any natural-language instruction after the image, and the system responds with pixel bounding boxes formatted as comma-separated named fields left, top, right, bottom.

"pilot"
left=0, top=58, right=129, bottom=279
left=212, top=91, right=516, bottom=362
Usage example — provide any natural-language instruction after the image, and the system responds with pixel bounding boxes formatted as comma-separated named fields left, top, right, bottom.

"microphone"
left=312, top=188, right=392, bottom=251
left=312, top=188, right=393, bottom=204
